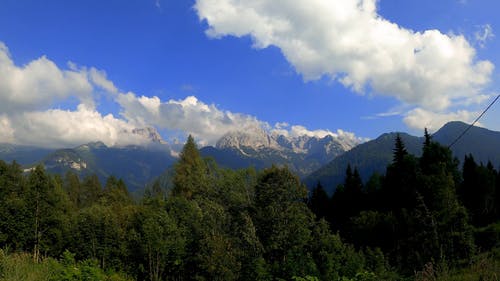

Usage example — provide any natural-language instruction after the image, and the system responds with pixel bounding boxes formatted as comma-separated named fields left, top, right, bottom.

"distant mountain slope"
left=432, top=121, right=500, bottom=166
left=200, top=128, right=361, bottom=178
left=40, top=142, right=176, bottom=191
left=0, top=127, right=178, bottom=191
left=305, top=121, right=500, bottom=195
left=0, top=144, right=55, bottom=165
left=304, top=133, right=423, bottom=194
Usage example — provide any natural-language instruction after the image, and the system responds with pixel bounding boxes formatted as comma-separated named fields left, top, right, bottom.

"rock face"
left=216, top=127, right=281, bottom=153
left=202, top=129, right=362, bottom=178
left=131, top=127, right=167, bottom=144
left=216, top=129, right=359, bottom=158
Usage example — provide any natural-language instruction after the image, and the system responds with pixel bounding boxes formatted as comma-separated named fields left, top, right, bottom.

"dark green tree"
left=80, top=174, right=102, bottom=208
left=26, top=165, right=71, bottom=262
left=172, top=135, right=207, bottom=199
left=0, top=160, right=30, bottom=251
left=63, top=171, right=81, bottom=208
left=253, top=166, right=316, bottom=279
left=308, top=181, right=330, bottom=220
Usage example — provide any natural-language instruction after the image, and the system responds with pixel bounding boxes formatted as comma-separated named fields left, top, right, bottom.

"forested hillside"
left=1, top=134, right=499, bottom=280
left=306, top=121, right=500, bottom=194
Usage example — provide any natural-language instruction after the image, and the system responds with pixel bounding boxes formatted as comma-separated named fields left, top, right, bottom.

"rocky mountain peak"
left=216, top=127, right=280, bottom=151
left=216, top=128, right=362, bottom=158
left=131, top=127, right=167, bottom=144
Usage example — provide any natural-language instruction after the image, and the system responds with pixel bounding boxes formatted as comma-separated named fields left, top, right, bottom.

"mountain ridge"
left=1, top=121, right=498, bottom=194
left=305, top=121, right=500, bottom=194
left=203, top=128, right=362, bottom=177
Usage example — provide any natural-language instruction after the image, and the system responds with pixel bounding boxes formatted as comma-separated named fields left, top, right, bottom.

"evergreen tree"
left=418, top=141, right=475, bottom=264
left=80, top=174, right=102, bottom=208
left=63, top=171, right=81, bottom=208
left=102, top=176, right=132, bottom=207
left=392, top=134, right=408, bottom=166
left=172, top=135, right=207, bottom=199
left=382, top=135, right=420, bottom=212
left=308, top=181, right=330, bottom=220
left=423, top=128, right=431, bottom=147
left=0, top=160, right=30, bottom=251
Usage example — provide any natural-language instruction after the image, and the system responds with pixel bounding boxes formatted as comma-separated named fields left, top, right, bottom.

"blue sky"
left=0, top=0, right=498, bottom=148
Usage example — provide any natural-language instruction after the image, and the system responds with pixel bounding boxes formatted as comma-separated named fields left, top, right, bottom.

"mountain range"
left=200, top=127, right=361, bottom=177
left=0, top=127, right=177, bottom=192
left=0, top=121, right=498, bottom=194
left=304, top=121, right=500, bottom=194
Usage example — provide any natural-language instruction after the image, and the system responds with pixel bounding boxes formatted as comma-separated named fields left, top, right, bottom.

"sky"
left=0, top=0, right=499, bottom=148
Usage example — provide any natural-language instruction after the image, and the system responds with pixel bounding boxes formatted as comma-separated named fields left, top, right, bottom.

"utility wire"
left=447, top=94, right=500, bottom=148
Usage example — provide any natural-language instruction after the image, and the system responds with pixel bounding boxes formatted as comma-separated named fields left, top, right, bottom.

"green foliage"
left=254, top=166, right=316, bottom=279
left=172, top=135, right=208, bottom=199
left=292, top=276, right=319, bottom=281
left=414, top=253, right=500, bottom=281
left=1, top=133, right=500, bottom=280
left=308, top=182, right=329, bottom=220
left=0, top=250, right=131, bottom=281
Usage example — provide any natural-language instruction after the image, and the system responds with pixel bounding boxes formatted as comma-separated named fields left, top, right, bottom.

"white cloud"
left=116, top=93, right=369, bottom=146
left=0, top=41, right=365, bottom=148
left=475, top=24, right=494, bottom=48
left=0, top=114, right=15, bottom=144
left=4, top=104, right=152, bottom=148
left=195, top=0, right=493, bottom=112
left=88, top=67, right=119, bottom=94
left=403, top=107, right=479, bottom=132
left=272, top=123, right=368, bottom=144
left=0, top=42, right=96, bottom=112
left=117, top=93, right=267, bottom=146
left=286, top=125, right=336, bottom=139
left=0, top=41, right=153, bottom=148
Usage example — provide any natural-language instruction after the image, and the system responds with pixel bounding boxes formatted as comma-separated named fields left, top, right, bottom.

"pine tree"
left=80, top=174, right=102, bottom=207
left=393, top=134, right=408, bottom=166
left=424, top=128, right=431, bottom=147
left=308, top=181, right=330, bottom=220
left=63, top=171, right=81, bottom=208
left=172, top=135, right=207, bottom=199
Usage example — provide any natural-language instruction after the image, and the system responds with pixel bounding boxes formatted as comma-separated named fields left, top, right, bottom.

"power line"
left=448, top=94, right=500, bottom=148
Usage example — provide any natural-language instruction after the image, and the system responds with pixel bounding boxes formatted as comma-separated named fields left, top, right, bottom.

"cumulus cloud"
left=195, top=0, right=494, bottom=128
left=117, top=93, right=266, bottom=146
left=4, top=105, right=151, bottom=148
left=272, top=123, right=368, bottom=144
left=0, top=42, right=96, bottom=112
left=116, top=92, right=368, bottom=146
left=403, top=107, right=479, bottom=132
left=0, top=41, right=153, bottom=148
left=0, top=41, right=365, bottom=148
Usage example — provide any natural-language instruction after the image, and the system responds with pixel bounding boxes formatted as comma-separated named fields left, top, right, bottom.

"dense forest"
left=0, top=134, right=500, bottom=280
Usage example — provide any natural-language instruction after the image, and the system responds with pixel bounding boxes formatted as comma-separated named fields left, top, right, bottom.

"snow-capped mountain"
left=216, top=127, right=281, bottom=153
left=202, top=129, right=362, bottom=178
left=216, top=128, right=360, bottom=157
